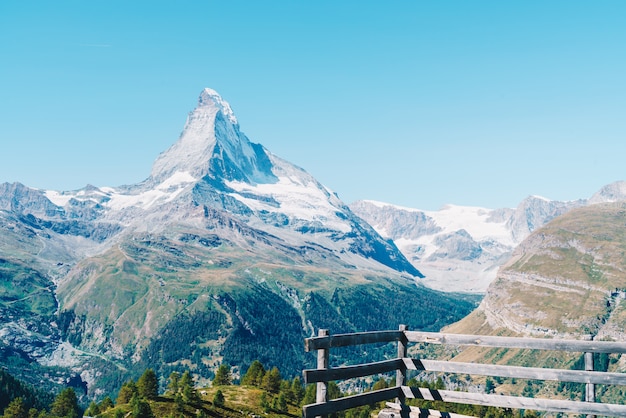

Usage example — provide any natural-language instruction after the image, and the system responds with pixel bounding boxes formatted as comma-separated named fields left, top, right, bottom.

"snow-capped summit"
left=198, top=87, right=237, bottom=124
left=150, top=88, right=275, bottom=186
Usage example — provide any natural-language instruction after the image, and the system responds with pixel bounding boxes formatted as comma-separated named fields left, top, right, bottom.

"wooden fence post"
left=585, top=350, right=595, bottom=418
left=396, top=325, right=408, bottom=411
left=316, top=329, right=329, bottom=418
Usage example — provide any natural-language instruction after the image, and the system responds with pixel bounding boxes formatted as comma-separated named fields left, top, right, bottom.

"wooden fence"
left=302, top=326, right=626, bottom=417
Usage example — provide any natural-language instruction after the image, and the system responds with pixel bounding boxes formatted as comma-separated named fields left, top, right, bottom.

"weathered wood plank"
left=406, top=331, right=626, bottom=353
left=401, top=386, right=626, bottom=416
left=303, top=358, right=403, bottom=384
left=383, top=402, right=477, bottom=418
left=302, top=387, right=399, bottom=418
left=404, top=358, right=626, bottom=386
left=305, top=330, right=403, bottom=351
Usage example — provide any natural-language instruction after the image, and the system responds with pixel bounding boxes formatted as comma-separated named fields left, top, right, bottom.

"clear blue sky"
left=1, top=1, right=626, bottom=211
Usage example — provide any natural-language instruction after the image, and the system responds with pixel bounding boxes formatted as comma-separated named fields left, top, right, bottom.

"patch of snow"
left=44, top=190, right=73, bottom=207
left=226, top=175, right=351, bottom=233
left=424, top=205, right=513, bottom=245
left=105, top=171, right=196, bottom=210
left=200, top=88, right=238, bottom=124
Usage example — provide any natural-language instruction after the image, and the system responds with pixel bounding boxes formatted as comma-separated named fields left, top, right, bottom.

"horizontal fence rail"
left=302, top=327, right=626, bottom=418
left=305, top=329, right=403, bottom=351
left=406, top=331, right=626, bottom=354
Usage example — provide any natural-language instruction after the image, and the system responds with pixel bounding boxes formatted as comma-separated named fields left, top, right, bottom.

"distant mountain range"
left=0, top=89, right=474, bottom=399
left=351, top=181, right=626, bottom=293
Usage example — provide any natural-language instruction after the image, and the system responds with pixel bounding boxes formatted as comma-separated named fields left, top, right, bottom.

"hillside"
left=440, top=202, right=626, bottom=402
left=448, top=202, right=626, bottom=339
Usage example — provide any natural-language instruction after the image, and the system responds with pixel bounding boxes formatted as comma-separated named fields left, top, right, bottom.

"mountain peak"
left=198, top=88, right=237, bottom=125
left=589, top=180, right=626, bottom=204
left=149, top=88, right=256, bottom=183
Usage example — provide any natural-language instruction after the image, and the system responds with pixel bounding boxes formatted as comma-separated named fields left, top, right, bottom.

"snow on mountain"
left=225, top=163, right=351, bottom=234
left=14, top=88, right=420, bottom=277
left=13, top=87, right=626, bottom=295
left=353, top=183, right=626, bottom=293
left=351, top=200, right=515, bottom=293
left=150, top=87, right=275, bottom=186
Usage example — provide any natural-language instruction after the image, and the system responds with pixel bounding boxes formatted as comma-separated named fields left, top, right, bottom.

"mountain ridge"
left=351, top=181, right=626, bottom=293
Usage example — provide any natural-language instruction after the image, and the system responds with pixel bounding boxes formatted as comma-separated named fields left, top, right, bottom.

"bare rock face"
left=506, top=195, right=587, bottom=242
left=589, top=180, right=626, bottom=204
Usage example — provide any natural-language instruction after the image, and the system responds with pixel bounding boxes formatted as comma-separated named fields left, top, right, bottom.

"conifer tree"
left=167, top=372, right=180, bottom=395
left=3, top=397, right=28, bottom=418
left=290, top=376, right=305, bottom=404
left=99, top=396, right=114, bottom=411
left=85, top=401, right=100, bottom=417
left=50, top=388, right=81, bottom=418
left=137, top=369, right=159, bottom=400
left=278, top=392, right=287, bottom=412
left=180, top=371, right=199, bottom=403
left=212, top=389, right=225, bottom=408
left=130, top=395, right=154, bottom=418
left=261, top=367, right=281, bottom=393
left=212, top=364, right=232, bottom=386
left=241, top=360, right=265, bottom=386
left=259, top=392, right=269, bottom=413
left=117, top=380, right=137, bottom=405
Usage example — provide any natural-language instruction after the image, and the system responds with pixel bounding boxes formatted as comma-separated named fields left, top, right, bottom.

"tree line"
left=2, top=360, right=541, bottom=418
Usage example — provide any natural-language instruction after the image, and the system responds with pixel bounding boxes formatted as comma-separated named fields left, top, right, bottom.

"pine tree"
left=290, top=376, right=305, bottom=405
left=131, top=395, right=154, bottom=418
left=261, top=367, right=281, bottom=393
left=85, top=401, right=100, bottom=417
left=50, top=388, right=81, bottom=418
left=278, top=392, right=287, bottom=412
left=117, top=380, right=137, bottom=405
left=241, top=360, right=265, bottom=386
left=303, top=384, right=316, bottom=406
left=137, top=369, right=159, bottom=400
left=212, top=364, right=232, bottom=386
left=167, top=372, right=180, bottom=395
left=3, top=397, right=28, bottom=418
left=259, top=392, right=269, bottom=412
left=372, top=377, right=388, bottom=391
left=99, top=396, right=114, bottom=411
left=212, top=390, right=225, bottom=408
left=179, top=371, right=199, bottom=403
